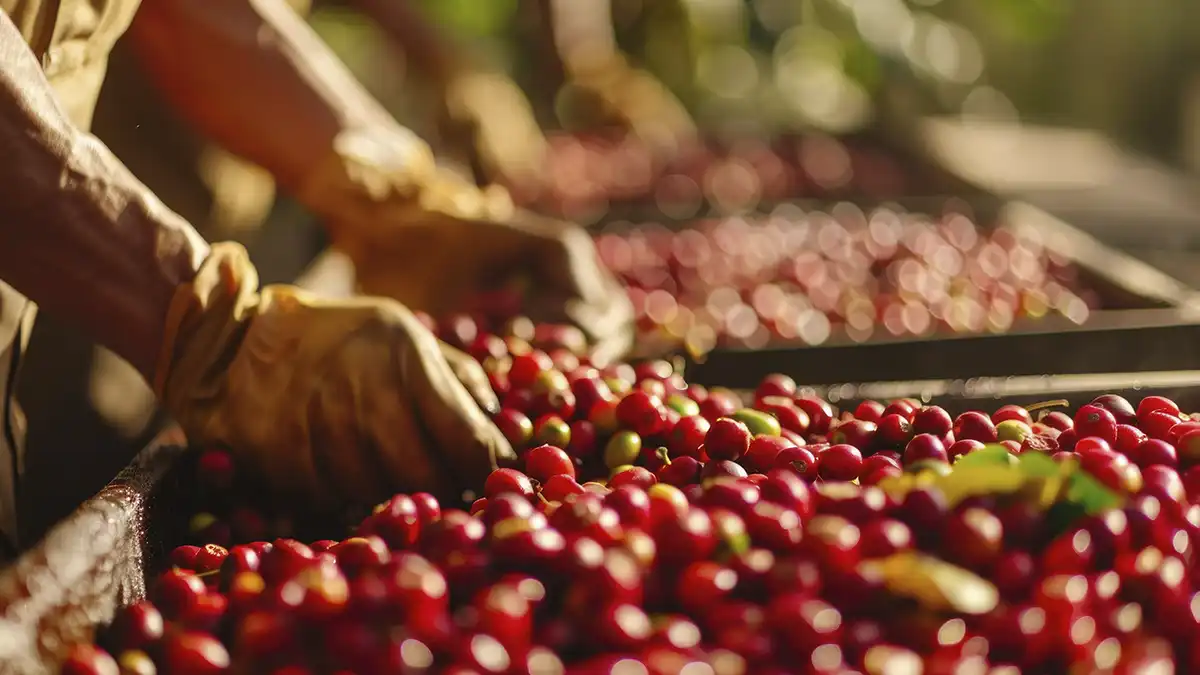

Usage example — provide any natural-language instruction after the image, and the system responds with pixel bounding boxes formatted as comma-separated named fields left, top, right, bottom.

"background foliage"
left=311, top=0, right=1200, bottom=168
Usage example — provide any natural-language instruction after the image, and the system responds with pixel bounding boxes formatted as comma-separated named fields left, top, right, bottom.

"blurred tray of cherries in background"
left=603, top=198, right=1200, bottom=387
left=505, top=132, right=985, bottom=226
left=490, top=131, right=1200, bottom=385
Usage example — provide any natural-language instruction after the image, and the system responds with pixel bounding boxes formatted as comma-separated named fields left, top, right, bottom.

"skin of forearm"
left=127, top=0, right=425, bottom=198
left=0, top=11, right=209, bottom=382
left=543, top=0, right=620, bottom=74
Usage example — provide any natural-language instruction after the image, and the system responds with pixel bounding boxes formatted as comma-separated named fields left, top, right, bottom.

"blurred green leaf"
left=978, top=0, right=1071, bottom=43
left=871, top=552, right=1000, bottom=615
left=936, top=464, right=1029, bottom=508
left=1044, top=500, right=1088, bottom=537
left=1039, top=456, right=1124, bottom=536
left=416, top=0, right=517, bottom=37
left=954, top=444, right=1018, bottom=469
left=1017, top=450, right=1061, bottom=479
left=1065, top=470, right=1125, bottom=515
left=840, top=37, right=882, bottom=91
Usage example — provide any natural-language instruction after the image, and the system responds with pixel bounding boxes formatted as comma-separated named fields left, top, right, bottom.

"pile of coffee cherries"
left=61, top=328, right=1200, bottom=674
left=510, top=134, right=923, bottom=222
left=595, top=208, right=1098, bottom=350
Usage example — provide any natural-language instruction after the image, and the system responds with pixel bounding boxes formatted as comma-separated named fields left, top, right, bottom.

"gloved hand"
left=438, top=71, right=548, bottom=191
left=297, top=133, right=635, bottom=366
left=564, top=55, right=697, bottom=159
left=153, top=242, right=515, bottom=506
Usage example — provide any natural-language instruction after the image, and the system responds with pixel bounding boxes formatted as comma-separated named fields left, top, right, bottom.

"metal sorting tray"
left=687, top=306, right=1200, bottom=390
left=803, top=370, right=1200, bottom=416
left=0, top=429, right=186, bottom=675
left=12, top=370, right=1200, bottom=673
left=632, top=199, right=1200, bottom=387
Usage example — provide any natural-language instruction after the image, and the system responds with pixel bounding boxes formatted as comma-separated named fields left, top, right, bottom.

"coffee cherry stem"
left=1027, top=399, right=1070, bottom=416
left=655, top=447, right=672, bottom=466
left=683, top=335, right=710, bottom=362
left=670, top=355, right=687, bottom=379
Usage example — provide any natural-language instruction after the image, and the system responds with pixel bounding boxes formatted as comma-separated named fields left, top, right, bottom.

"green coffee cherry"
left=604, top=430, right=643, bottom=469
left=731, top=408, right=782, bottom=437
left=995, top=420, right=1032, bottom=444
left=666, top=394, right=701, bottom=418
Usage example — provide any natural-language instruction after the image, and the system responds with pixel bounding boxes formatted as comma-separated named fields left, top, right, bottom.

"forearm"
left=127, top=0, right=430, bottom=204
left=0, top=14, right=208, bottom=381
left=539, top=0, right=620, bottom=75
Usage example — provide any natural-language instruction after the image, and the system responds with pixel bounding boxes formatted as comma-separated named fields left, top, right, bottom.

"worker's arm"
left=0, top=9, right=514, bottom=503
left=126, top=0, right=437, bottom=211
left=325, top=0, right=547, bottom=186
left=530, top=0, right=695, bottom=155
left=0, top=11, right=207, bottom=380
left=537, top=0, right=621, bottom=75
left=128, top=0, right=633, bottom=359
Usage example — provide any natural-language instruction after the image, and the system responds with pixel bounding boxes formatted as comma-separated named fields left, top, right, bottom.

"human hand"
left=329, top=168, right=634, bottom=366
left=154, top=243, right=515, bottom=506
left=438, top=71, right=548, bottom=191
left=565, top=57, right=697, bottom=159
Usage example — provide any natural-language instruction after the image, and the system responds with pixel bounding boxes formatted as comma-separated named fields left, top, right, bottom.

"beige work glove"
left=296, top=131, right=635, bottom=367
left=439, top=71, right=549, bottom=191
left=563, top=55, right=697, bottom=159
left=153, top=242, right=515, bottom=506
